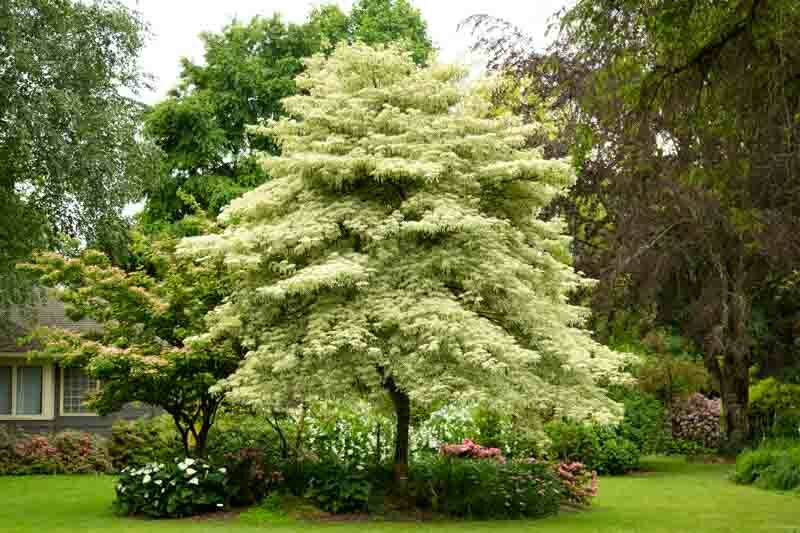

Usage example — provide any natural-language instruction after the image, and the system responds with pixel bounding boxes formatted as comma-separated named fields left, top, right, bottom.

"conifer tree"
left=179, top=44, right=629, bottom=479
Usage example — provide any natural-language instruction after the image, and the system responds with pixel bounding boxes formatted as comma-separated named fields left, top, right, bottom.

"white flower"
left=184, top=458, right=196, bottom=466
left=178, top=463, right=186, bottom=471
left=218, top=467, right=227, bottom=474
left=217, top=503, right=224, bottom=508
left=188, top=478, right=199, bottom=486
left=142, top=475, right=151, bottom=484
left=186, top=467, right=197, bottom=476
left=154, top=479, right=163, bottom=486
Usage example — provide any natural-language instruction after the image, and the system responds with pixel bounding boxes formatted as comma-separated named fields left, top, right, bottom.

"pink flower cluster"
left=556, top=461, right=598, bottom=506
left=15, top=435, right=58, bottom=458
left=440, top=439, right=507, bottom=463
left=671, top=393, right=722, bottom=449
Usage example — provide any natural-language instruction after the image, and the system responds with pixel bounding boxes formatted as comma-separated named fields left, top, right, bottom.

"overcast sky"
left=123, top=0, right=571, bottom=104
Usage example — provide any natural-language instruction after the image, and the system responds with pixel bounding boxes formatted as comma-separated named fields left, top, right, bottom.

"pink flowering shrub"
left=671, top=393, right=722, bottom=450
left=435, top=439, right=600, bottom=512
left=440, top=439, right=506, bottom=463
left=555, top=461, right=598, bottom=506
left=0, top=428, right=111, bottom=474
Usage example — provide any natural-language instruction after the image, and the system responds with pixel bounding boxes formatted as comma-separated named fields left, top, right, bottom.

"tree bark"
left=719, top=356, right=751, bottom=453
left=384, top=376, right=411, bottom=485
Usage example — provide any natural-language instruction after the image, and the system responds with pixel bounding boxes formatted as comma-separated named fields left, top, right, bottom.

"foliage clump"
left=671, top=393, right=722, bottom=451
left=734, top=440, right=800, bottom=492
left=409, top=455, right=563, bottom=519
left=114, top=458, right=229, bottom=518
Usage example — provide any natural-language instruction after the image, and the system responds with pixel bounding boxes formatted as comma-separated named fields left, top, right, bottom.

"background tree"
left=0, top=0, right=158, bottom=319
left=468, top=0, right=800, bottom=450
left=142, top=0, right=434, bottom=228
left=178, top=44, right=630, bottom=481
left=21, top=223, right=240, bottom=457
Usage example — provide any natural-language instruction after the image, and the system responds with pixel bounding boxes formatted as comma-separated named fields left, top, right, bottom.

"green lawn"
left=1, top=458, right=798, bottom=533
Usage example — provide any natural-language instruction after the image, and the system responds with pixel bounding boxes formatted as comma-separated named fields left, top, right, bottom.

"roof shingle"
left=0, top=297, right=100, bottom=353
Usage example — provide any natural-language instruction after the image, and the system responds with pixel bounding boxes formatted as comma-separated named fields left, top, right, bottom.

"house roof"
left=0, top=296, right=100, bottom=353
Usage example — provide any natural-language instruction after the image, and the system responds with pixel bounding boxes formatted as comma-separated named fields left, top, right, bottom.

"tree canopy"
left=22, top=224, right=240, bottom=456
left=141, top=0, right=434, bottom=228
left=468, top=0, right=800, bottom=449
left=0, top=0, right=158, bottom=316
left=178, top=43, right=629, bottom=477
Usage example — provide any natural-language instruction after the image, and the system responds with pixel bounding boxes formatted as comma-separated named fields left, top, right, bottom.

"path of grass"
left=0, top=457, right=798, bottom=533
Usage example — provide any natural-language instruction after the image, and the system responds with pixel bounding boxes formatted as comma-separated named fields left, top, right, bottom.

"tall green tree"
left=469, top=0, right=800, bottom=449
left=178, top=44, right=629, bottom=480
left=0, top=0, right=158, bottom=317
left=142, top=0, right=434, bottom=227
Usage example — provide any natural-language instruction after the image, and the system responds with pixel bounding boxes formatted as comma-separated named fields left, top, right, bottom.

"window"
left=16, top=367, right=42, bottom=415
left=0, top=364, right=52, bottom=418
left=0, top=367, right=11, bottom=415
left=61, top=367, right=100, bottom=415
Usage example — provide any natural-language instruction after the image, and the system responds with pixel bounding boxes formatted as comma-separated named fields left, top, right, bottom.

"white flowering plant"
left=303, top=400, right=394, bottom=468
left=114, top=458, right=231, bottom=518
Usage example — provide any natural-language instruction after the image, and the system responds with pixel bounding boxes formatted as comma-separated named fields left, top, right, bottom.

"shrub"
left=544, top=420, right=640, bottom=475
left=750, top=378, right=800, bottom=441
left=592, top=433, right=640, bottom=475
left=304, top=459, right=373, bottom=514
left=50, top=431, right=112, bottom=473
left=114, top=458, right=230, bottom=518
left=206, top=412, right=286, bottom=465
left=613, top=388, right=670, bottom=454
left=553, top=461, right=598, bottom=506
left=410, top=454, right=562, bottom=519
left=734, top=440, right=800, bottom=491
left=0, top=428, right=110, bottom=475
left=109, top=415, right=182, bottom=470
left=544, top=420, right=599, bottom=463
left=225, top=447, right=283, bottom=506
left=671, top=393, right=722, bottom=450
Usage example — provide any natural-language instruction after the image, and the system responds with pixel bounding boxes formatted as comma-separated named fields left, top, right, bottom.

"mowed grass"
left=0, top=457, right=798, bottom=533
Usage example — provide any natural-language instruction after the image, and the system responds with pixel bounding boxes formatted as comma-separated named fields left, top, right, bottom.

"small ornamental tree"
left=179, top=44, right=630, bottom=479
left=21, top=228, right=241, bottom=457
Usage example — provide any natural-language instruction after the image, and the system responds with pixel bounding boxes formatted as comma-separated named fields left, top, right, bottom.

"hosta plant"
left=114, top=458, right=229, bottom=518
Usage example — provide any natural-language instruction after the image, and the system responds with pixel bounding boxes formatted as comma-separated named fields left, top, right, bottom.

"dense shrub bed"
left=410, top=454, right=564, bottom=519
left=0, top=428, right=111, bottom=474
left=734, top=440, right=800, bottom=492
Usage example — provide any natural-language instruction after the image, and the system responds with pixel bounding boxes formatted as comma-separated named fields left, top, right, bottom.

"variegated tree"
left=179, top=44, right=629, bottom=479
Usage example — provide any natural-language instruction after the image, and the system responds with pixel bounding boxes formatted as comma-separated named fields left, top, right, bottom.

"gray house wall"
left=0, top=365, right=160, bottom=436
left=1, top=296, right=160, bottom=435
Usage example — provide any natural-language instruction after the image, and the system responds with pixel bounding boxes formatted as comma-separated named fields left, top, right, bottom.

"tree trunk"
left=719, top=358, right=751, bottom=453
left=384, top=376, right=410, bottom=485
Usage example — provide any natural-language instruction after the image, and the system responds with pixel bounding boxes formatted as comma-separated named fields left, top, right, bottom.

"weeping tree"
left=467, top=0, right=800, bottom=450
left=179, top=44, right=629, bottom=480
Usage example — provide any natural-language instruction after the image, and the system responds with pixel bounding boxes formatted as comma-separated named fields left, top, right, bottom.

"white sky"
left=123, top=0, right=571, bottom=104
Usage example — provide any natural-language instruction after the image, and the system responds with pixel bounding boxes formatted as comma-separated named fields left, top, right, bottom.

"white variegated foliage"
left=179, top=44, right=630, bottom=424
